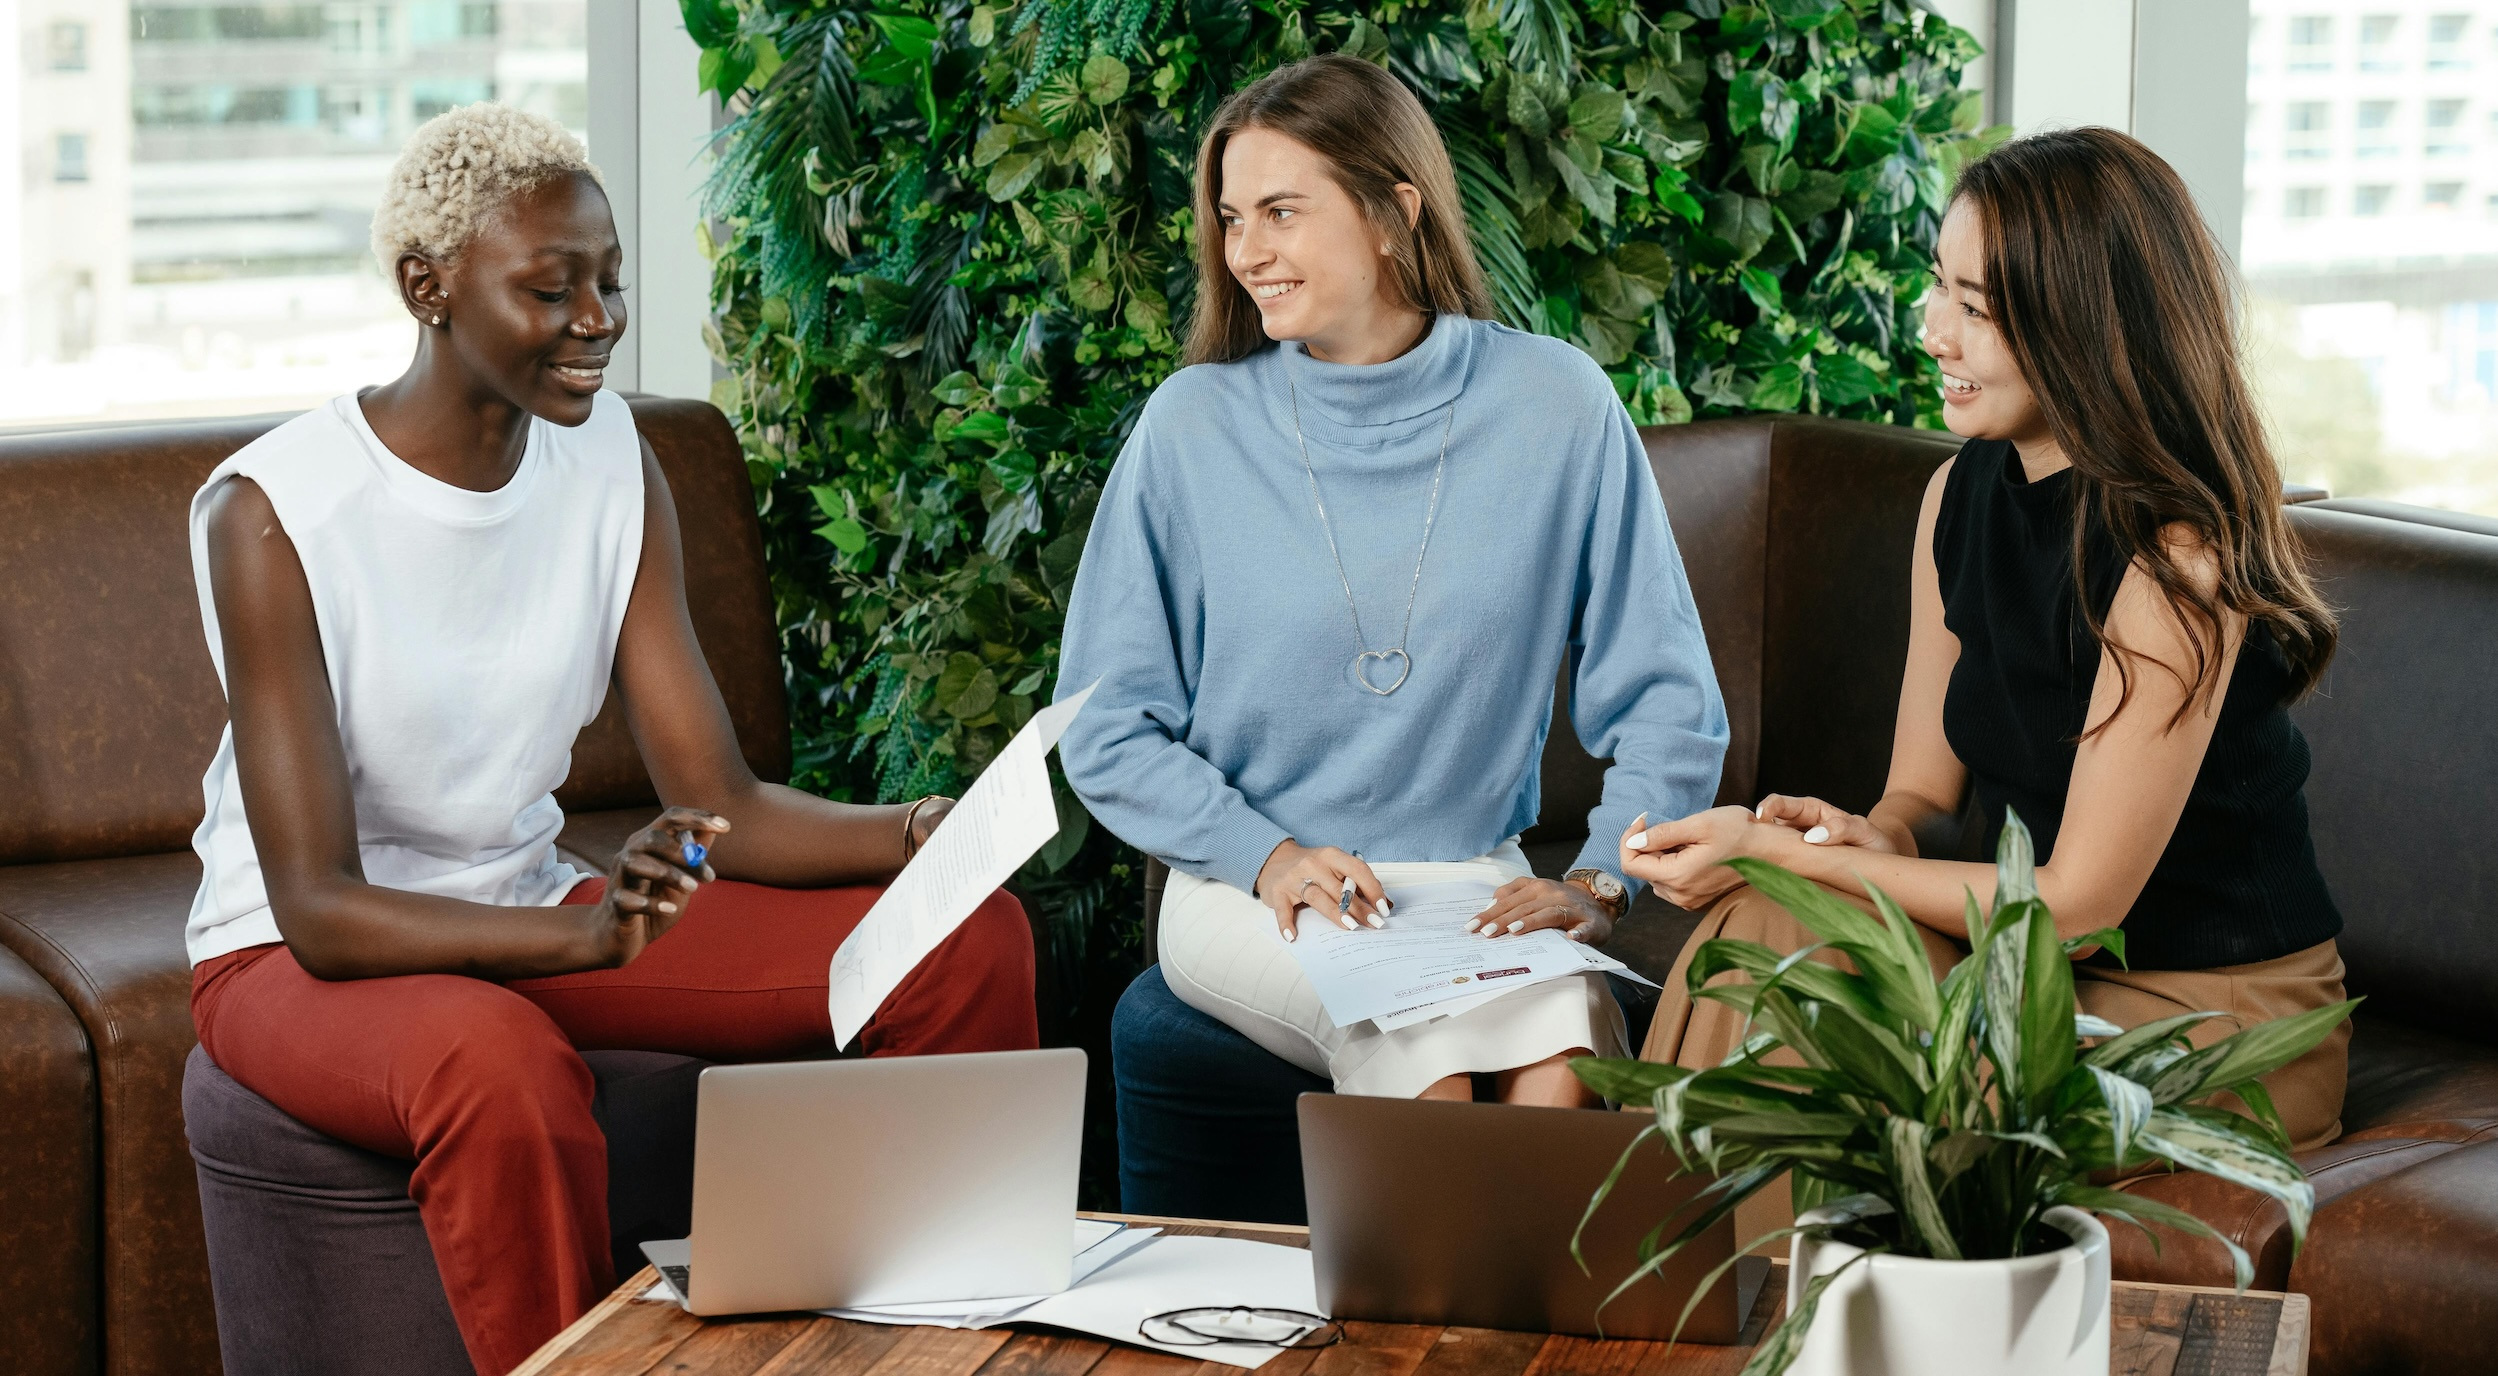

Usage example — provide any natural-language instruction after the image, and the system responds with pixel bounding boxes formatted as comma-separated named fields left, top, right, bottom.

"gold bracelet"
left=900, top=795, right=942, bottom=862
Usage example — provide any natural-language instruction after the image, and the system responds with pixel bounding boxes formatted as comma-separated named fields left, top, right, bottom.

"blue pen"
left=681, top=837, right=708, bottom=870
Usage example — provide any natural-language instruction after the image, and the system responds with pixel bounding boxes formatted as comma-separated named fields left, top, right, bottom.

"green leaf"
left=1701, top=191, right=1774, bottom=263
left=933, top=653, right=1000, bottom=721
left=1886, top=1117, right=1960, bottom=1259
left=1080, top=54, right=1130, bottom=105
left=967, top=4, right=996, bottom=46
left=1995, top=809, right=2039, bottom=903
left=1568, top=87, right=1627, bottom=144
left=2084, top=1011, right=2223, bottom=1071
left=2138, top=1109, right=2318, bottom=1247
left=1742, top=1247, right=1881, bottom=1376
left=2180, top=999, right=2360, bottom=1102
left=2089, top=1065, right=2154, bottom=1164
left=2019, top=891, right=2078, bottom=1118
left=1737, top=265, right=1783, bottom=315
left=1067, top=268, right=1116, bottom=314
left=1038, top=785, right=1090, bottom=871
left=971, top=123, right=1018, bottom=169
left=2054, top=1183, right=2253, bottom=1290
left=1814, top=353, right=1883, bottom=406
left=817, top=517, right=869, bottom=556
left=986, top=153, right=1043, bottom=202
left=869, top=12, right=938, bottom=60
left=1343, top=16, right=1391, bottom=63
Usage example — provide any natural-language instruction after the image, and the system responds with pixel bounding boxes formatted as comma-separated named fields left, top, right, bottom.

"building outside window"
left=2289, top=100, right=2335, bottom=158
left=48, top=20, right=89, bottom=69
left=2425, top=11, right=2472, bottom=64
left=2290, top=14, right=2339, bottom=69
left=55, top=133, right=91, bottom=181
left=2358, top=13, right=2401, bottom=67
left=2356, top=99, right=2400, bottom=157
left=1, top=2, right=589, bottom=426
left=2247, top=0, right=2498, bottom=517
left=2425, top=98, right=2471, bottom=154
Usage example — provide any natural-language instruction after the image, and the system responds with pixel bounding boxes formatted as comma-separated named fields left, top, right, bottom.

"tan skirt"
left=1642, top=883, right=2352, bottom=1149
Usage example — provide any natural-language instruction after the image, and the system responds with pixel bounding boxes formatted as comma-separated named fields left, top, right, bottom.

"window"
left=2424, top=182, right=2464, bottom=211
left=55, top=134, right=90, bottom=183
left=2425, top=99, right=2469, bottom=157
left=2356, top=100, right=2398, bottom=159
left=2289, top=15, right=2335, bottom=70
left=2287, top=102, right=2333, bottom=159
left=2354, top=184, right=2396, bottom=216
left=47, top=20, right=88, bottom=71
left=2, top=1, right=591, bottom=426
left=2427, top=14, right=2471, bottom=68
left=131, top=6, right=326, bottom=41
left=2358, top=14, right=2399, bottom=70
left=2286, top=186, right=2330, bottom=219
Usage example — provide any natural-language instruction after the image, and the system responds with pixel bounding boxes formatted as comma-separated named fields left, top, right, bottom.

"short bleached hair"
left=370, top=102, right=602, bottom=271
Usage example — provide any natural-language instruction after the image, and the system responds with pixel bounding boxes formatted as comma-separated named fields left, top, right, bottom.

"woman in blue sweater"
left=1055, top=56, right=1727, bottom=1105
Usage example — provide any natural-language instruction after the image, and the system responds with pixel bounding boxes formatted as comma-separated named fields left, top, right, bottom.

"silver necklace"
left=1286, top=377, right=1453, bottom=696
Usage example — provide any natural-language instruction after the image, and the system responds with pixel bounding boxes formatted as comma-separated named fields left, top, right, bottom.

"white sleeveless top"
left=184, top=390, right=646, bottom=965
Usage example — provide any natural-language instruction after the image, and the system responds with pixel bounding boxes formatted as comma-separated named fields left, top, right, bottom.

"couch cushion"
left=2287, top=505, right=2498, bottom=1043
left=2339, top=1014, right=2498, bottom=1139
left=0, top=850, right=214, bottom=1376
left=2290, top=1136, right=2498, bottom=1376
left=0, top=942, right=99, bottom=1376
left=0, top=397, right=782, bottom=869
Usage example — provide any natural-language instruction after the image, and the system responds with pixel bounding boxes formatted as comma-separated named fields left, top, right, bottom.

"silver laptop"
left=1300, top=1095, right=1759, bottom=1343
left=645, top=1048, right=1086, bottom=1316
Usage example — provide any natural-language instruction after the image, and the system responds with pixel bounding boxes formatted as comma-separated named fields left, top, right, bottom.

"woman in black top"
left=1626, top=127, right=2351, bottom=1152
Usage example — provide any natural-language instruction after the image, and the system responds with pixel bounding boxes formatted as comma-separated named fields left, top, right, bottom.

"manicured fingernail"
left=1340, top=916, right=1357, bottom=930
left=1755, top=802, right=1768, bottom=819
left=658, top=902, right=677, bottom=914
left=1283, top=925, right=1296, bottom=943
left=1507, top=920, right=1525, bottom=934
left=1463, top=919, right=1481, bottom=932
left=1366, top=915, right=1385, bottom=929
left=1379, top=898, right=1393, bottom=916
left=1627, top=831, right=1649, bottom=850
left=1804, top=826, right=1830, bottom=844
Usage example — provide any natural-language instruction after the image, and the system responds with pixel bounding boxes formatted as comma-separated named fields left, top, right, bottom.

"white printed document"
left=1281, top=880, right=1652, bottom=1030
left=827, top=681, right=1096, bottom=1045
left=801, top=1229, right=1318, bottom=1367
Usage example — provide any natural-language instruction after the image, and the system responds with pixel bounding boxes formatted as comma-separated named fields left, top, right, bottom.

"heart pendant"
left=1354, top=649, right=1411, bottom=696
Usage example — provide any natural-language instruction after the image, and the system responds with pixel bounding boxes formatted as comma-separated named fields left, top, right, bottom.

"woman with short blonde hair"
left=1057, top=56, right=1729, bottom=1104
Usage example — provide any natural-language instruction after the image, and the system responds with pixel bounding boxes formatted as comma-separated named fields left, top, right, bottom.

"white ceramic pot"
left=1781, top=1204, right=2109, bottom=1376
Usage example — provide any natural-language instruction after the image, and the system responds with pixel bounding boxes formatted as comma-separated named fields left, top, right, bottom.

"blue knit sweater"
left=1053, top=313, right=1728, bottom=893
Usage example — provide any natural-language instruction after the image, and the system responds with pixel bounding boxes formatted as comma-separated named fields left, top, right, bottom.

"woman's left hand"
left=1621, top=805, right=1776, bottom=910
left=1467, top=876, right=1616, bottom=944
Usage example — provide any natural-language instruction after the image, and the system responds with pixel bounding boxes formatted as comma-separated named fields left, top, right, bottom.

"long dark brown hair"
left=1953, top=127, right=2337, bottom=725
left=1184, top=55, right=1492, bottom=366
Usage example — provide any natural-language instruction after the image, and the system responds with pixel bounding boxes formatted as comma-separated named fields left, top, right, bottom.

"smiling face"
left=1217, top=126, right=1423, bottom=364
left=1923, top=198, right=2054, bottom=454
left=409, top=170, right=624, bottom=427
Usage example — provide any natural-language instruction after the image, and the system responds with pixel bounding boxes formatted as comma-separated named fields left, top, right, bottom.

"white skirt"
left=1159, top=840, right=1627, bottom=1098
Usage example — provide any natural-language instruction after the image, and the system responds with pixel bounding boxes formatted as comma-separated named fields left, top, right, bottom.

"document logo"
left=1475, top=967, right=1530, bottom=981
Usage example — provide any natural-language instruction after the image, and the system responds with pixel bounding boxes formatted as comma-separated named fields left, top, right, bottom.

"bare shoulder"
left=201, top=475, right=294, bottom=569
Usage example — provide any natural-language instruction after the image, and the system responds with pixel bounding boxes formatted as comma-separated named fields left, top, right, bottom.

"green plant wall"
left=681, top=0, right=2001, bottom=1010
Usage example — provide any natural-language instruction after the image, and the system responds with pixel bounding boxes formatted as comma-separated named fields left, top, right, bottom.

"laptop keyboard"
left=660, top=1264, right=691, bottom=1300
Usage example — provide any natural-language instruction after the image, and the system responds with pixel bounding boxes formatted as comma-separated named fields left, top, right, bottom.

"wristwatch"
left=1564, top=867, right=1630, bottom=920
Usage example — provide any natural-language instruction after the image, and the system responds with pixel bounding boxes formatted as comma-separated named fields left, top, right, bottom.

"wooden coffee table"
left=513, top=1215, right=2309, bottom=1376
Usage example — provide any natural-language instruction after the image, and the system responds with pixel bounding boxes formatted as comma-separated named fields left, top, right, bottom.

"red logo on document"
left=1475, top=967, right=1530, bottom=981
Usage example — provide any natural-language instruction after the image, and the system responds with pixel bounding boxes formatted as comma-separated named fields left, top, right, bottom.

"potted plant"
left=1571, top=813, right=2356, bottom=1376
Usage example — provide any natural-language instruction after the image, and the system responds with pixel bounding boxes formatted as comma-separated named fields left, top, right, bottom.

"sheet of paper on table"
left=827, top=681, right=1096, bottom=1045
left=1280, top=880, right=1652, bottom=1031
left=825, top=1230, right=1318, bottom=1368
left=819, top=1219, right=1153, bottom=1327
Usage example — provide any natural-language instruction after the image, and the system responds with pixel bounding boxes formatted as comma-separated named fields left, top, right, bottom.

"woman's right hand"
left=1255, top=840, right=1387, bottom=942
left=592, top=805, right=727, bottom=966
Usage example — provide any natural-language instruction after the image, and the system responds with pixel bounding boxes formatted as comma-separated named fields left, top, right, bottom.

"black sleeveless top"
left=1933, top=440, right=2340, bottom=971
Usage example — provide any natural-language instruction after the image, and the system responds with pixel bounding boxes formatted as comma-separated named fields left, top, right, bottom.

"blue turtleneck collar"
left=1280, top=312, right=1477, bottom=430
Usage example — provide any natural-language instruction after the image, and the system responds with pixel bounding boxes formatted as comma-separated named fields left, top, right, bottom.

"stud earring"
left=431, top=315, right=442, bottom=325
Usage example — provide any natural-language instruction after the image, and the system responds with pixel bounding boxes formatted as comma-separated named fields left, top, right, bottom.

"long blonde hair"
left=1184, top=55, right=1492, bottom=366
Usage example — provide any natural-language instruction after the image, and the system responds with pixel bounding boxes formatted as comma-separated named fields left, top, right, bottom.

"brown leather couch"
left=0, top=398, right=784, bottom=1376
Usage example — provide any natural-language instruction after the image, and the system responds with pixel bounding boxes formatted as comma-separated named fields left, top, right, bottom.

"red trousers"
left=189, top=878, right=1037, bottom=1375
